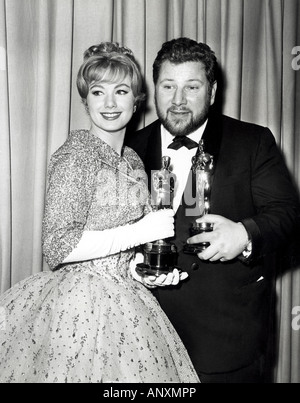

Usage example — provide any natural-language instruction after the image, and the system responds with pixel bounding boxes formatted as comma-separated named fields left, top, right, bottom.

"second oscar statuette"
left=183, top=140, right=214, bottom=254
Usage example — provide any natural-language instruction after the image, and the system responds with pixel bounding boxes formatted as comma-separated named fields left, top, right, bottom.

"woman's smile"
left=101, top=112, right=122, bottom=120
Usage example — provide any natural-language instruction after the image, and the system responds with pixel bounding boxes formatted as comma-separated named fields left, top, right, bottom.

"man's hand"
left=130, top=253, right=188, bottom=288
left=187, top=214, right=249, bottom=262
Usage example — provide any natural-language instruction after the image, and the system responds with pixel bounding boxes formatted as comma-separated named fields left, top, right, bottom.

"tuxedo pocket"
left=236, top=276, right=268, bottom=308
left=239, top=275, right=266, bottom=289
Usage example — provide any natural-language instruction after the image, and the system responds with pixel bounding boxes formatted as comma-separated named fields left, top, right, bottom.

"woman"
left=0, top=42, right=199, bottom=383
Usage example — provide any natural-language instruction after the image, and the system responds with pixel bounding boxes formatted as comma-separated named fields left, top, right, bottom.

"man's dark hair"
left=153, top=37, right=218, bottom=87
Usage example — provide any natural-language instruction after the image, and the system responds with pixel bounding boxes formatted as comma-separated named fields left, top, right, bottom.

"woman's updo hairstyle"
left=77, top=42, right=146, bottom=109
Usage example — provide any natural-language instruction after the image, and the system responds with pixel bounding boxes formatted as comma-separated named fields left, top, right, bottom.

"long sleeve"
left=242, top=128, right=300, bottom=260
left=42, top=149, right=98, bottom=270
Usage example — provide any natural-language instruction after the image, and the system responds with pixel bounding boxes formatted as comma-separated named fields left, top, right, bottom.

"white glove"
left=133, top=209, right=175, bottom=244
left=129, top=252, right=189, bottom=289
left=63, top=209, right=174, bottom=264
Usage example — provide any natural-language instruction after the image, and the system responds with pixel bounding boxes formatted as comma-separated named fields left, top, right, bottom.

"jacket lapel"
left=144, top=120, right=163, bottom=179
left=201, top=111, right=223, bottom=165
left=198, top=112, right=223, bottom=195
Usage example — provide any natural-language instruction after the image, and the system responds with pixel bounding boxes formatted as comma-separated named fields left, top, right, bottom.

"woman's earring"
left=133, top=105, right=137, bottom=113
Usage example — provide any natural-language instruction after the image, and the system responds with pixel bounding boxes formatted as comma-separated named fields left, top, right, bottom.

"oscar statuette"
left=183, top=140, right=214, bottom=254
left=136, top=156, right=179, bottom=277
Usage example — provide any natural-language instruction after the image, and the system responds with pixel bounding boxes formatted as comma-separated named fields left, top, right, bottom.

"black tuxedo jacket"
left=125, top=113, right=300, bottom=374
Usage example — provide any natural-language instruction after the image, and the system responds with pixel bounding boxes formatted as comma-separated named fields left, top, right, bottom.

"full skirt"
left=0, top=255, right=199, bottom=383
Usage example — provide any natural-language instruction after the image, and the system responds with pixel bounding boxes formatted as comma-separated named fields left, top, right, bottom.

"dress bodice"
left=42, top=130, right=150, bottom=270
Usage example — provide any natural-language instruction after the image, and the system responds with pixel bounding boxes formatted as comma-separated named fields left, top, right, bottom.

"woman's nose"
left=104, top=94, right=117, bottom=109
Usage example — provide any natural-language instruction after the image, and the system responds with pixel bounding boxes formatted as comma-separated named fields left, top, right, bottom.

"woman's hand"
left=129, top=253, right=188, bottom=289
left=135, top=209, right=175, bottom=245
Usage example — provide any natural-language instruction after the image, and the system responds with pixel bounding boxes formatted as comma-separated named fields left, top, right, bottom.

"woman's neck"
left=89, top=127, right=125, bottom=155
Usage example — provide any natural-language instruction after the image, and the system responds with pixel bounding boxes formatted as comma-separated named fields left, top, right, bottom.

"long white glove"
left=63, top=209, right=174, bottom=264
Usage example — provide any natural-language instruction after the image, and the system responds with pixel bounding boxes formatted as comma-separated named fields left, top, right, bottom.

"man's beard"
left=155, top=94, right=211, bottom=137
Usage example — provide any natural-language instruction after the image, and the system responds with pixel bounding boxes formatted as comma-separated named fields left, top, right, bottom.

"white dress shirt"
left=161, top=121, right=208, bottom=213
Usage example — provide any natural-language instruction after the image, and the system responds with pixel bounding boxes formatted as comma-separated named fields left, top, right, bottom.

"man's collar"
left=161, top=120, right=208, bottom=145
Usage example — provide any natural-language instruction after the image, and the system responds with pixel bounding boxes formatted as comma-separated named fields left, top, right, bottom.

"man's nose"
left=172, top=88, right=187, bottom=106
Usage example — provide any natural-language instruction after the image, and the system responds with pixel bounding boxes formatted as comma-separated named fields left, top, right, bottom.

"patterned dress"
left=0, top=130, right=199, bottom=383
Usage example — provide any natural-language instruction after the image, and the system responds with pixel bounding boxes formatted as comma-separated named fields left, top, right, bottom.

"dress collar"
left=70, top=129, right=130, bottom=160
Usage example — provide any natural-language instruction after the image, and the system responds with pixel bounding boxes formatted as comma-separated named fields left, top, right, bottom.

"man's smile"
left=168, top=108, right=191, bottom=116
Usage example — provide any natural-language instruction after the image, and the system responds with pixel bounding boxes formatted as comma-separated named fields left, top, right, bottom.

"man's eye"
left=185, top=86, right=200, bottom=92
left=163, top=85, right=175, bottom=91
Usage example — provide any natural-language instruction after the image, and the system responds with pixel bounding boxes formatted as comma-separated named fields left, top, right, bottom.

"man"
left=125, top=37, right=300, bottom=383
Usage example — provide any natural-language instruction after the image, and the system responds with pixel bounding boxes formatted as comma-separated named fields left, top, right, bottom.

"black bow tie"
left=167, top=136, right=199, bottom=150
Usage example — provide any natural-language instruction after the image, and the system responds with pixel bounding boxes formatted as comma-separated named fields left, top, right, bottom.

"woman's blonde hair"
left=77, top=42, right=146, bottom=109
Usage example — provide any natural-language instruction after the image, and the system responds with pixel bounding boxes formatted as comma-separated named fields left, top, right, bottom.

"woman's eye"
left=117, top=89, right=129, bottom=95
left=91, top=90, right=103, bottom=96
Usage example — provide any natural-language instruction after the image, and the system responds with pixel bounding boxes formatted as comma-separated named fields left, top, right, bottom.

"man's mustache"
left=168, top=107, right=192, bottom=113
